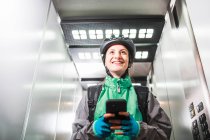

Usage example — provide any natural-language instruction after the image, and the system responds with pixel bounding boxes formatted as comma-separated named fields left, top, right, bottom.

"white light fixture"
left=139, top=29, right=146, bottom=33
left=96, top=30, right=103, bottom=39
left=89, top=30, right=96, bottom=39
left=78, top=52, right=85, bottom=59
left=84, top=52, right=91, bottom=59
left=122, top=29, right=129, bottom=37
left=113, top=29, right=120, bottom=37
left=78, top=52, right=91, bottom=59
left=142, top=51, right=148, bottom=59
left=147, top=29, right=154, bottom=34
left=146, top=33, right=153, bottom=38
left=92, top=52, right=101, bottom=59
left=129, top=29, right=137, bottom=38
left=138, top=33, right=145, bottom=38
left=135, top=51, right=149, bottom=59
left=105, top=29, right=112, bottom=38
left=72, top=30, right=80, bottom=39
left=135, top=51, right=142, bottom=59
left=79, top=30, right=87, bottom=39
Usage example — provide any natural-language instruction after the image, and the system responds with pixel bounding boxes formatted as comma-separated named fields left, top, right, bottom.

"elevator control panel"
left=189, top=102, right=210, bottom=140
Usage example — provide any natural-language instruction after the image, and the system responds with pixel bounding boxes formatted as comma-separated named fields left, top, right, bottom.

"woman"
left=71, top=36, right=172, bottom=140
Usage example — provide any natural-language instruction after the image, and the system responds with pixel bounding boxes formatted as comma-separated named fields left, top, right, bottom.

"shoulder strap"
left=134, top=86, right=149, bottom=123
left=87, top=84, right=149, bottom=123
left=87, top=85, right=102, bottom=122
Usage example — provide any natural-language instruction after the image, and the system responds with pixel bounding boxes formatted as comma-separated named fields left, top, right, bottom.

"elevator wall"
left=153, top=0, right=210, bottom=140
left=0, top=1, right=82, bottom=140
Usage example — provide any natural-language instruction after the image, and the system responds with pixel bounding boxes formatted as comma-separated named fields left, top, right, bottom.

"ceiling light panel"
left=61, top=17, right=164, bottom=46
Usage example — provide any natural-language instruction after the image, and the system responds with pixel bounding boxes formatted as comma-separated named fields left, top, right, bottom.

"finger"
left=115, top=131, right=124, bottom=135
left=109, top=119, right=121, bottom=124
left=121, top=120, right=131, bottom=125
left=110, top=125, right=121, bottom=130
left=121, top=125, right=131, bottom=130
left=104, top=113, right=115, bottom=119
left=118, top=112, right=129, bottom=116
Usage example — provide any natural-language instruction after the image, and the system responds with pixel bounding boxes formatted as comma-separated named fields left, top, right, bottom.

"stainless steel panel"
left=153, top=0, right=210, bottom=139
left=24, top=2, right=82, bottom=140
left=186, top=0, right=210, bottom=112
left=0, top=0, right=50, bottom=140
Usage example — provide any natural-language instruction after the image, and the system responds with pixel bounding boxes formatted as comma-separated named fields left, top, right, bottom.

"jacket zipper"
left=117, top=81, right=120, bottom=93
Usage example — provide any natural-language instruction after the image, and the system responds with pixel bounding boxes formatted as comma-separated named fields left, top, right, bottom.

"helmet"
left=100, top=36, right=136, bottom=66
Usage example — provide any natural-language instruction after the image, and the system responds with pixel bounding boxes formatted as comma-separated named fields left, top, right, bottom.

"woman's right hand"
left=93, top=113, right=115, bottom=138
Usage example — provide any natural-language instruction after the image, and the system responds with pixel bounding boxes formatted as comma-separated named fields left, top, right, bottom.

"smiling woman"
left=71, top=36, right=172, bottom=140
left=105, top=44, right=129, bottom=78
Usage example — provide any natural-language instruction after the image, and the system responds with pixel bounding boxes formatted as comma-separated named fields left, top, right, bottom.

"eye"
left=109, top=50, right=115, bottom=54
left=121, top=51, right=127, bottom=55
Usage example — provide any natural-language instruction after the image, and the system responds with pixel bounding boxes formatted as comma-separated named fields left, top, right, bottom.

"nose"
left=114, top=52, right=121, bottom=58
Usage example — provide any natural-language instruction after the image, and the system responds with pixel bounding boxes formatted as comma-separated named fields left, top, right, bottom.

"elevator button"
left=193, top=127, right=199, bottom=136
left=193, top=120, right=198, bottom=128
left=197, top=102, right=204, bottom=113
left=191, top=109, right=196, bottom=118
left=203, top=130, right=210, bottom=140
left=193, top=134, right=201, bottom=140
left=199, top=113, right=206, bottom=124
left=189, top=102, right=194, bottom=112
left=201, top=122, right=208, bottom=131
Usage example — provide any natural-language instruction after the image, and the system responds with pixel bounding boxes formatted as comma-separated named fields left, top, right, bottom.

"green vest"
left=94, top=75, right=142, bottom=140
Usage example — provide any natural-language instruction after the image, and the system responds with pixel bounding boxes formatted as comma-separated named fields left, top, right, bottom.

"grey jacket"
left=71, top=91, right=172, bottom=140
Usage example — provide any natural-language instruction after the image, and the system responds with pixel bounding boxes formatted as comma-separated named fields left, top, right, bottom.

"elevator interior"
left=0, top=0, right=210, bottom=140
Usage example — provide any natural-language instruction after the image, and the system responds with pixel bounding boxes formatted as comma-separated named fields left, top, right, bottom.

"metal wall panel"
left=153, top=0, right=210, bottom=139
left=186, top=0, right=210, bottom=94
left=0, top=0, right=50, bottom=140
left=24, top=2, right=82, bottom=140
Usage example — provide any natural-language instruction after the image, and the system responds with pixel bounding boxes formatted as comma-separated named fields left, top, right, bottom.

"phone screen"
left=106, top=99, right=127, bottom=119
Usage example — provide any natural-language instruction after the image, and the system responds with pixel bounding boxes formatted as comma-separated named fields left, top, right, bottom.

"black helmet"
left=100, top=35, right=136, bottom=66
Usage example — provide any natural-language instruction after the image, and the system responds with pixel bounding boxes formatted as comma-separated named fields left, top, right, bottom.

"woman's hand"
left=93, top=113, right=115, bottom=138
left=109, top=112, right=140, bottom=137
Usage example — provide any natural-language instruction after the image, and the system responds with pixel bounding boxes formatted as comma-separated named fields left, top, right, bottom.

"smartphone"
left=106, top=99, right=127, bottom=119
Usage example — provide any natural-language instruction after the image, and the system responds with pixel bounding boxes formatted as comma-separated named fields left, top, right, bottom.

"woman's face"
left=105, top=44, right=129, bottom=78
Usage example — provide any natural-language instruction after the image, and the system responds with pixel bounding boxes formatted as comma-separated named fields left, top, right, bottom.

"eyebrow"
left=108, top=49, right=128, bottom=52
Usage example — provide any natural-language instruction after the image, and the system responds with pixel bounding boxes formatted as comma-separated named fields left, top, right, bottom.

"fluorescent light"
left=139, top=29, right=146, bottom=33
left=135, top=51, right=142, bottom=59
left=97, top=34, right=103, bottom=39
left=96, top=30, right=103, bottom=34
left=122, top=29, right=129, bottom=34
left=89, top=34, right=96, bottom=39
left=106, top=30, right=112, bottom=34
left=85, top=52, right=91, bottom=59
left=89, top=30, right=95, bottom=34
left=79, top=30, right=86, bottom=34
left=138, top=34, right=145, bottom=38
left=113, top=29, right=120, bottom=37
left=122, top=29, right=129, bottom=37
left=147, top=29, right=154, bottom=34
left=142, top=51, right=148, bottom=59
left=146, top=33, right=153, bottom=38
left=72, top=30, right=79, bottom=35
left=80, top=34, right=87, bottom=39
left=78, top=52, right=85, bottom=59
left=92, top=52, right=101, bottom=59
left=73, top=34, right=80, bottom=39
left=130, top=29, right=137, bottom=34
left=135, top=51, right=148, bottom=59
left=72, top=30, right=80, bottom=39
left=78, top=52, right=91, bottom=59
left=129, top=34, right=136, bottom=38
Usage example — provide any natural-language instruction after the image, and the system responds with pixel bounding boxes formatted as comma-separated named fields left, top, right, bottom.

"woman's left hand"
left=109, top=112, right=140, bottom=137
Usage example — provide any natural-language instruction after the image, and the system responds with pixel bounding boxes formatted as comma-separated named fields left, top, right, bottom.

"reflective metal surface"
left=0, top=1, right=82, bottom=140
left=153, top=0, right=210, bottom=139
